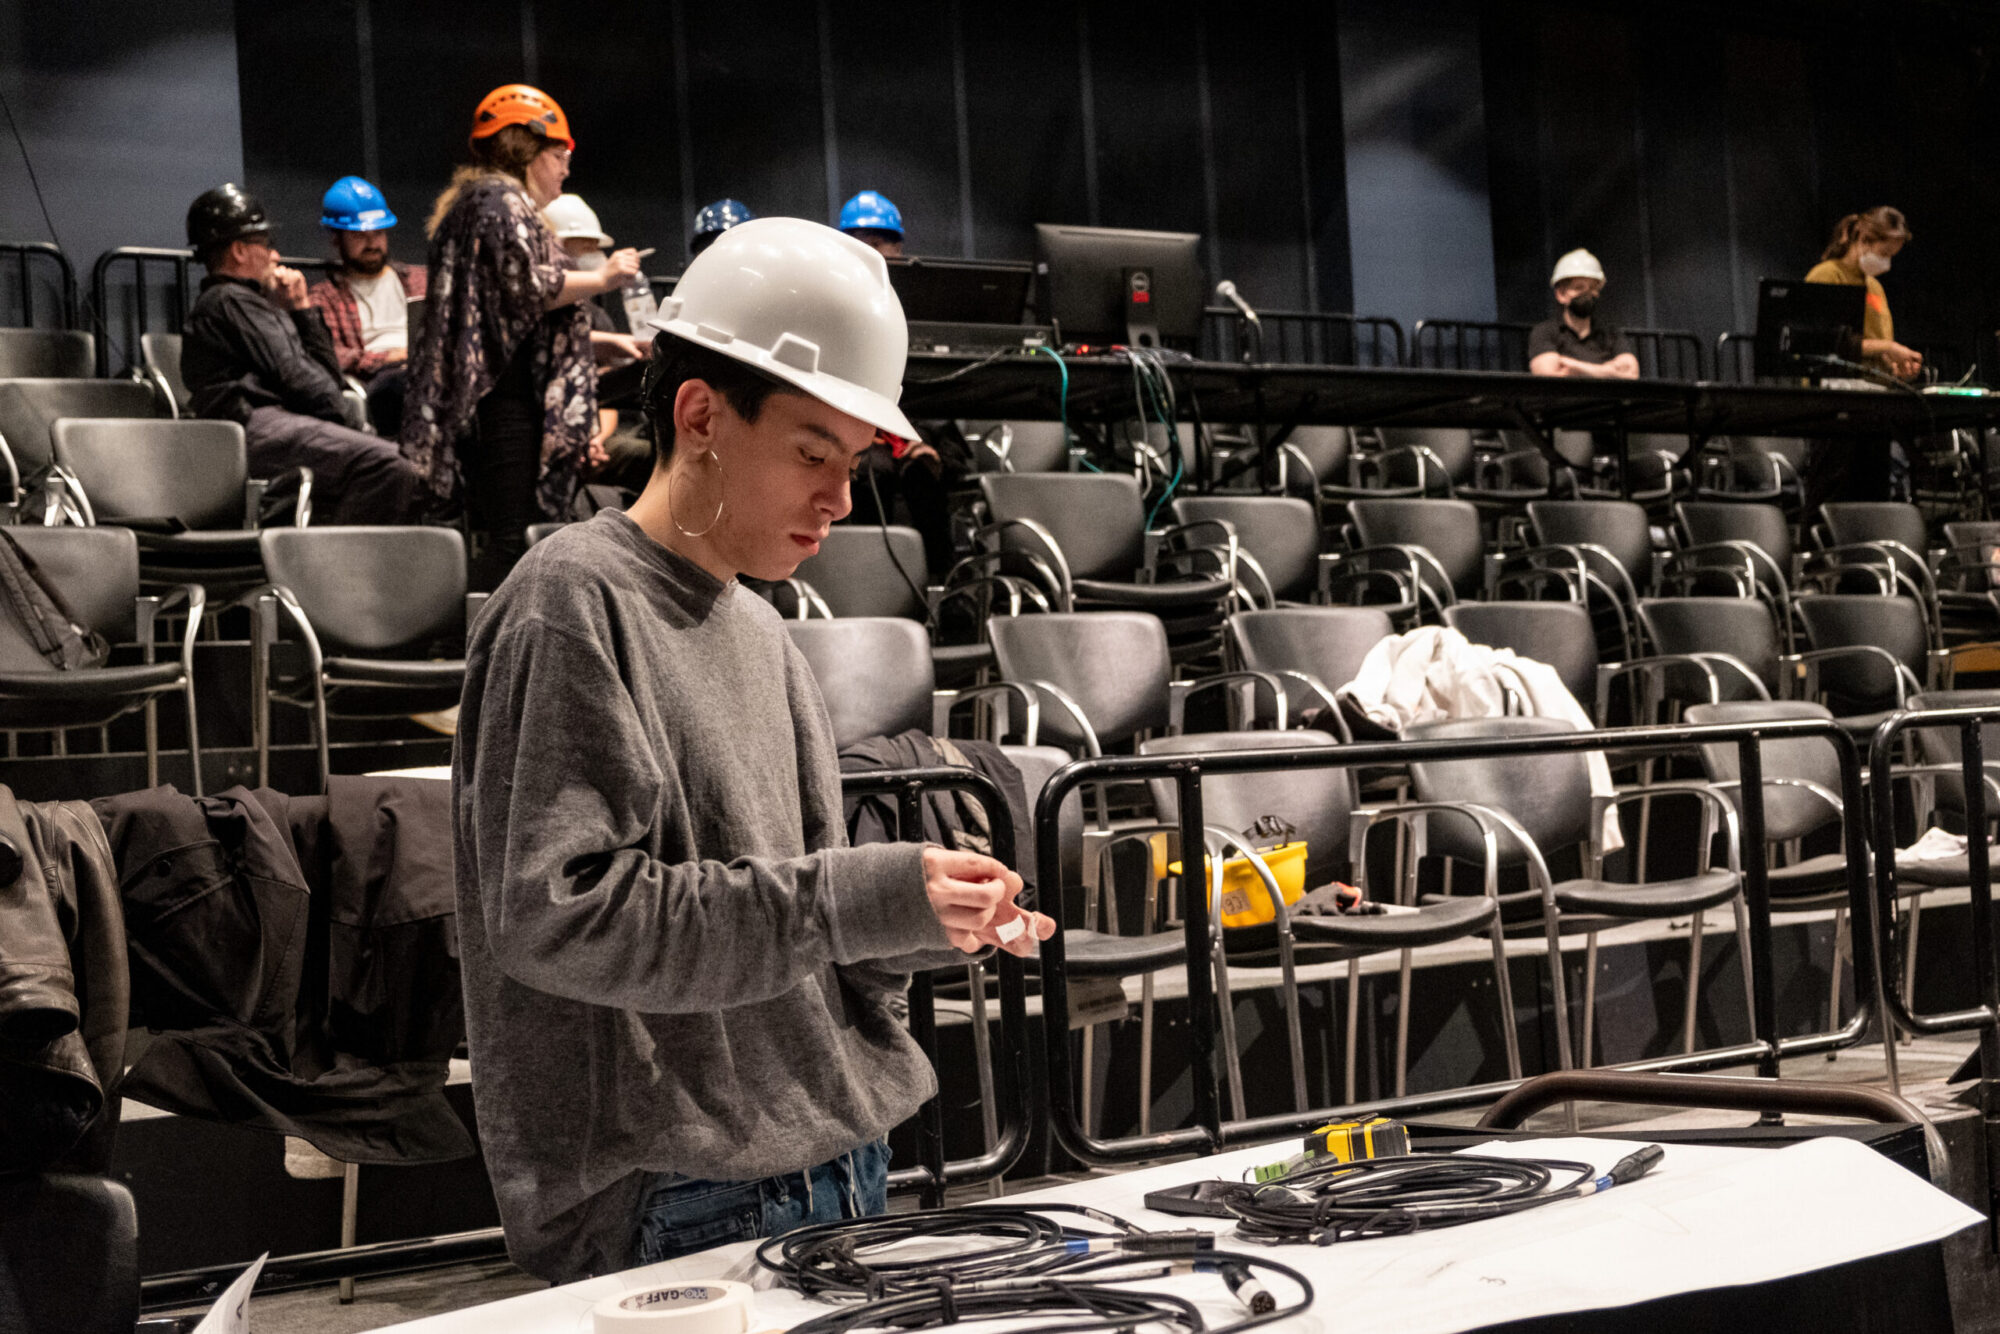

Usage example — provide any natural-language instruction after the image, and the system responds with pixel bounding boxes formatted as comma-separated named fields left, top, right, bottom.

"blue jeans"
left=634, top=1140, right=891, bottom=1266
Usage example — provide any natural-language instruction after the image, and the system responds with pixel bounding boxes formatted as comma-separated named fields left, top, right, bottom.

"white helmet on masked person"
left=1549, top=248, right=1605, bottom=288
left=542, top=193, right=612, bottom=248
left=646, top=216, right=916, bottom=441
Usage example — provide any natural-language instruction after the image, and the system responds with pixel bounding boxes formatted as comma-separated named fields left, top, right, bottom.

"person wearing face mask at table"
left=1805, top=206, right=1922, bottom=380
left=1527, top=249, right=1639, bottom=380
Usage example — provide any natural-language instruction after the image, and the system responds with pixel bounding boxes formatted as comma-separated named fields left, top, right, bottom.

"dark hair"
left=426, top=125, right=554, bottom=237
left=641, top=335, right=798, bottom=468
left=1822, top=206, right=1912, bottom=261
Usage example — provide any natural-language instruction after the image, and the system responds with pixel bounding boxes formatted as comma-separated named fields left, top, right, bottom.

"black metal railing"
left=842, top=766, right=1036, bottom=1206
left=1410, top=318, right=1534, bottom=372
left=1717, top=331, right=1756, bottom=383
left=1866, top=704, right=2000, bottom=1237
left=1032, top=717, right=1878, bottom=1166
left=0, top=240, right=78, bottom=329
left=1626, top=327, right=1706, bottom=382
left=89, top=246, right=336, bottom=376
left=1200, top=307, right=1406, bottom=368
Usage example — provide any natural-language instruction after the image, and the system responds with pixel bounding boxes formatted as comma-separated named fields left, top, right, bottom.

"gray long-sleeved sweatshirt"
left=454, top=510, right=951, bottom=1283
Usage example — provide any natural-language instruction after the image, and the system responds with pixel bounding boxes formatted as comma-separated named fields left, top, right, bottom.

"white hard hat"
left=1550, top=248, right=1605, bottom=287
left=647, top=216, right=917, bottom=441
left=541, top=193, right=611, bottom=247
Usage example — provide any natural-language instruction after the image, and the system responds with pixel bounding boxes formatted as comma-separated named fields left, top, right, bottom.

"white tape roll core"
left=592, top=1280, right=754, bottom=1334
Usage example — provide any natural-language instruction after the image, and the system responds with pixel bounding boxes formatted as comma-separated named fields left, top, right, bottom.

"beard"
left=345, top=250, right=390, bottom=276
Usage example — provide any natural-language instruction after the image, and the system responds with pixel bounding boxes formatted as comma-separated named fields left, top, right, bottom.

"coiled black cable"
left=757, top=1204, right=1136, bottom=1298
left=759, top=1206, right=1313, bottom=1334
left=1229, top=1146, right=1663, bottom=1246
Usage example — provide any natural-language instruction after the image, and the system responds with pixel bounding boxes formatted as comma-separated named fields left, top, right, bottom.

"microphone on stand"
left=1215, top=279, right=1263, bottom=364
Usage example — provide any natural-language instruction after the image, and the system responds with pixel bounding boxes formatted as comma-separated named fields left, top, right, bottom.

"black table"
left=902, top=352, right=2000, bottom=442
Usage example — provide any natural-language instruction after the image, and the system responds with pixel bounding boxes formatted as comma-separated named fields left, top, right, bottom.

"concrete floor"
left=152, top=1032, right=1997, bottom=1333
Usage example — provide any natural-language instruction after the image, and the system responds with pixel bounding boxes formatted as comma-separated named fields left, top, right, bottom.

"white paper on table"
left=369, top=1135, right=1983, bottom=1334
left=190, top=1253, right=268, bottom=1334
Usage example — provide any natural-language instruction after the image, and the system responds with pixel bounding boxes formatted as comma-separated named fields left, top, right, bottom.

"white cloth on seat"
left=1338, top=625, right=1624, bottom=852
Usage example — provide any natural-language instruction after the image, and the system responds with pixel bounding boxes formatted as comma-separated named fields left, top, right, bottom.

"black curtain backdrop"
left=231, top=0, right=1352, bottom=318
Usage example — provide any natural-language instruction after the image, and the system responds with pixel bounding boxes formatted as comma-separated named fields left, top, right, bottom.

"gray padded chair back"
left=1407, top=716, right=1593, bottom=865
left=787, top=618, right=935, bottom=749
left=1527, top=500, right=1652, bottom=593
left=1637, top=596, right=1780, bottom=698
left=258, top=526, right=466, bottom=654
left=0, top=1173, right=141, bottom=1334
left=964, top=421, right=1070, bottom=473
left=0, top=378, right=157, bottom=477
left=1141, top=730, right=1352, bottom=887
left=1375, top=427, right=1474, bottom=483
left=981, top=472, right=1145, bottom=580
left=1677, top=501, right=1793, bottom=572
left=1822, top=502, right=1928, bottom=586
left=794, top=526, right=929, bottom=619
left=1227, top=607, right=1393, bottom=718
left=0, top=527, right=140, bottom=671
left=1349, top=498, right=1485, bottom=600
left=1442, top=601, right=1598, bottom=708
left=1685, top=700, right=1842, bottom=845
left=1907, top=689, right=2000, bottom=820
left=525, top=522, right=568, bottom=548
left=52, top=417, right=244, bottom=530
left=1170, top=495, right=1319, bottom=602
left=141, top=332, right=189, bottom=412
left=1284, top=425, right=1350, bottom=485
left=988, top=610, right=1170, bottom=751
left=0, top=329, right=94, bottom=379
left=1002, top=741, right=1087, bottom=905
left=1823, top=502, right=1926, bottom=556
left=1794, top=594, right=1927, bottom=712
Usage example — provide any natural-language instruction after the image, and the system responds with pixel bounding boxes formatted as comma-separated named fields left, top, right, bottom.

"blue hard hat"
left=690, top=198, right=756, bottom=252
left=321, top=176, right=397, bottom=232
left=837, top=190, right=903, bottom=240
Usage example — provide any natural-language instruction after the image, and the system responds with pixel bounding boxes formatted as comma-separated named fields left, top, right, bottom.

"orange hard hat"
left=470, top=84, right=573, bottom=151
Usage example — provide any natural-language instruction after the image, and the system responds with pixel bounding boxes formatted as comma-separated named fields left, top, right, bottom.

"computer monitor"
left=1034, top=223, right=1204, bottom=349
left=886, top=257, right=1034, bottom=325
left=1754, top=278, right=1864, bottom=381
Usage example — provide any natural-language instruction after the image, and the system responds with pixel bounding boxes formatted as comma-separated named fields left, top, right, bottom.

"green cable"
left=1032, top=345, right=1100, bottom=472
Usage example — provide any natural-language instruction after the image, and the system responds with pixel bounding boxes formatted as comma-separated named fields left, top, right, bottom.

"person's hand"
left=922, top=846, right=1055, bottom=958
left=379, top=346, right=407, bottom=367
left=589, top=408, right=615, bottom=465
left=611, top=332, right=647, bottom=363
left=600, top=247, right=642, bottom=289
left=266, top=265, right=311, bottom=311
left=1884, top=342, right=1924, bottom=380
left=903, top=439, right=942, bottom=477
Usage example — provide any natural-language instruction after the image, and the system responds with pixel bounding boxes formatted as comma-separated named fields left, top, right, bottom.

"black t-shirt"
left=1527, top=317, right=1631, bottom=366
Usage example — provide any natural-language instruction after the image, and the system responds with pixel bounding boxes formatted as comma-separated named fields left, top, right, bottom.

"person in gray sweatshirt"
left=454, top=217, right=1054, bottom=1283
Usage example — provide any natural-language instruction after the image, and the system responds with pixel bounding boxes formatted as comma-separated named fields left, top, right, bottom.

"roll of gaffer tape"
left=592, top=1280, right=754, bottom=1334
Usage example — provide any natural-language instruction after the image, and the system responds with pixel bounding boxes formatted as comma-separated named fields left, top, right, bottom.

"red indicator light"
left=1132, top=291, right=1151, bottom=303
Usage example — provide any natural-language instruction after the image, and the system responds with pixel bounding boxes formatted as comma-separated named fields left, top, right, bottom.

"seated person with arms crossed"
left=454, top=215, right=1053, bottom=1284
left=1528, top=248, right=1639, bottom=380
left=180, top=184, right=422, bottom=524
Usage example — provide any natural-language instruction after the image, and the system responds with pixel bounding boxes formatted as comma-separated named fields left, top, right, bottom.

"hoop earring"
left=670, top=447, right=725, bottom=539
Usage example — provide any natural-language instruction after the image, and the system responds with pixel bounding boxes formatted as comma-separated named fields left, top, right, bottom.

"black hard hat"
left=186, top=183, right=273, bottom=251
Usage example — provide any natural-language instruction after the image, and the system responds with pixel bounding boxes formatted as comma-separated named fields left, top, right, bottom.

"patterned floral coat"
left=399, top=175, right=594, bottom=519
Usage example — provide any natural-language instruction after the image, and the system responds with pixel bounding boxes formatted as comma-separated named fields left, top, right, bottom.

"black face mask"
left=1567, top=294, right=1598, bottom=320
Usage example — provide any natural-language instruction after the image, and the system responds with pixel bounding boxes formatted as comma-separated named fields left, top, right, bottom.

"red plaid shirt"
left=307, top=261, right=428, bottom=378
